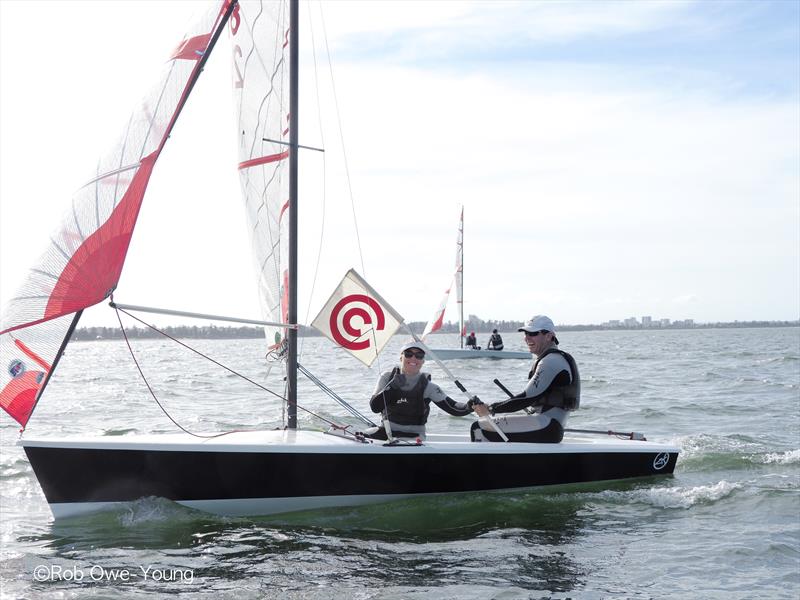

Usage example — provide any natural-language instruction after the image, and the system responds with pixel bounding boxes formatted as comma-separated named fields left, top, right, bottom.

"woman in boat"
left=470, top=315, right=579, bottom=443
left=465, top=331, right=478, bottom=349
left=487, top=329, right=504, bottom=351
left=364, top=341, right=472, bottom=440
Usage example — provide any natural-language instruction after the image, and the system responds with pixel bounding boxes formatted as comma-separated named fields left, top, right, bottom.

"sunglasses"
left=524, top=330, right=548, bottom=337
left=403, top=350, right=425, bottom=359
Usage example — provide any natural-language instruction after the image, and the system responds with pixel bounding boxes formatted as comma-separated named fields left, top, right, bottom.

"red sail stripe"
left=14, top=339, right=52, bottom=371
left=238, top=150, right=289, bottom=170
left=170, top=33, right=213, bottom=61
left=430, top=311, right=445, bottom=334
left=42, top=153, right=157, bottom=322
left=0, top=370, right=43, bottom=427
left=279, top=199, right=290, bottom=222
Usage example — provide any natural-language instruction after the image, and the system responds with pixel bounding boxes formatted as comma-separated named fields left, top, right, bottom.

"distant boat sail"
left=422, top=209, right=530, bottom=360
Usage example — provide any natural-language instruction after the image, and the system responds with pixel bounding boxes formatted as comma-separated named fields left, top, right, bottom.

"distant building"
left=661, top=318, right=671, bottom=327
left=624, top=317, right=639, bottom=327
left=642, top=316, right=652, bottom=328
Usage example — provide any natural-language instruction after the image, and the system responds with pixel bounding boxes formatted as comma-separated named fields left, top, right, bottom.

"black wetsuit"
left=472, top=346, right=579, bottom=443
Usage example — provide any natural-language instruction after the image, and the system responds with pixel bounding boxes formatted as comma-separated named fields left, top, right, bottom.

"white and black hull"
left=21, top=430, right=679, bottom=519
left=427, top=348, right=531, bottom=360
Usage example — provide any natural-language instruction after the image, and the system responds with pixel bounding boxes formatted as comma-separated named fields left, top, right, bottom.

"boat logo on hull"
left=653, top=452, right=670, bottom=470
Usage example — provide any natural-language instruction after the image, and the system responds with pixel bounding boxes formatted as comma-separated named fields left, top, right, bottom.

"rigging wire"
left=112, top=303, right=350, bottom=433
left=114, top=304, right=233, bottom=439
left=297, top=363, right=376, bottom=427
left=300, top=0, right=328, bottom=359
left=318, top=1, right=367, bottom=277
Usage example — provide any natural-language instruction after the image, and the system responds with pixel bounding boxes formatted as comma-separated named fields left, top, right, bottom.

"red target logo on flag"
left=329, top=294, right=385, bottom=350
left=312, top=269, right=402, bottom=366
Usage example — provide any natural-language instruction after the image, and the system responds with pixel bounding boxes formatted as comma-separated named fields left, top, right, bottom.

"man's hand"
left=473, top=403, right=491, bottom=417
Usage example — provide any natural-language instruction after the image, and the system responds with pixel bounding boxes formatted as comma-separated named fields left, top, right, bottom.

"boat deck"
left=20, top=428, right=679, bottom=455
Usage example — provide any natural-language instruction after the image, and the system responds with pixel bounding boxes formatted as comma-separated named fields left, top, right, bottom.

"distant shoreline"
left=71, top=320, right=799, bottom=341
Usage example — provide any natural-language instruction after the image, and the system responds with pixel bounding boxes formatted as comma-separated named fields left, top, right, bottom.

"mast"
left=287, top=0, right=299, bottom=429
left=459, top=208, right=464, bottom=348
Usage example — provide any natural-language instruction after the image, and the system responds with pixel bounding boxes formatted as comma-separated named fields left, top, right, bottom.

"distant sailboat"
left=2, top=0, right=678, bottom=521
left=423, top=209, right=530, bottom=360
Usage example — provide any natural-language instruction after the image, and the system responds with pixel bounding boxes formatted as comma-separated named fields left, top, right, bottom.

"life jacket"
left=383, top=368, right=431, bottom=426
left=490, top=333, right=503, bottom=347
left=527, top=348, right=580, bottom=410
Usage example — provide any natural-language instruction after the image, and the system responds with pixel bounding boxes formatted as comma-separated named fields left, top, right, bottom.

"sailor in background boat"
left=465, top=331, right=479, bottom=349
left=487, top=329, right=504, bottom=351
left=469, top=315, right=580, bottom=443
left=363, top=342, right=472, bottom=440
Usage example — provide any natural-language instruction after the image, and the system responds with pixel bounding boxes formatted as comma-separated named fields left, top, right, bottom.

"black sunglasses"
left=403, top=350, right=425, bottom=359
left=524, top=330, right=548, bottom=337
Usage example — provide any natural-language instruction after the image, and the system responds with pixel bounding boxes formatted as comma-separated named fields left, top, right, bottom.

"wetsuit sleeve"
left=425, top=381, right=472, bottom=417
left=369, top=371, right=395, bottom=413
left=489, top=353, right=571, bottom=414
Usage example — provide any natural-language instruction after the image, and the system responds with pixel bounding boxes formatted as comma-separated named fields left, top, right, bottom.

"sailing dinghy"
left=2, top=0, right=679, bottom=520
left=422, top=209, right=530, bottom=360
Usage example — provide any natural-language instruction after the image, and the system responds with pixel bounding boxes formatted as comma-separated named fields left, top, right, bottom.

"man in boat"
left=469, top=315, right=579, bottom=443
left=465, top=331, right=478, bottom=349
left=487, top=329, right=504, bottom=351
left=363, top=341, right=472, bottom=440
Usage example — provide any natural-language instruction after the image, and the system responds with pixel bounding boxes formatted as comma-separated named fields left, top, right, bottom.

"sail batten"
left=80, top=163, right=142, bottom=190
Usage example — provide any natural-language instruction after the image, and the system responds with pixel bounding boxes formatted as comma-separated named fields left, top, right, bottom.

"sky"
left=0, top=0, right=798, bottom=330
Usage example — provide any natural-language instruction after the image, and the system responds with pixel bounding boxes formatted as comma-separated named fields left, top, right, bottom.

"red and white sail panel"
left=422, top=281, right=453, bottom=339
left=0, top=1, right=232, bottom=427
left=229, top=0, right=292, bottom=352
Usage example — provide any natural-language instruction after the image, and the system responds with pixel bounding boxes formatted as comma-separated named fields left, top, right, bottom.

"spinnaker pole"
left=287, top=0, right=299, bottom=429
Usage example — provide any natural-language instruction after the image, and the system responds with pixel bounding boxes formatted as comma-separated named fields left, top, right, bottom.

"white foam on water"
left=598, top=480, right=742, bottom=509
left=117, top=496, right=196, bottom=527
left=760, top=448, right=800, bottom=465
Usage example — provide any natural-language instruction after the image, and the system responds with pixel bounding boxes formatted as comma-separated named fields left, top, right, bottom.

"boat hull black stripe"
left=24, top=447, right=678, bottom=505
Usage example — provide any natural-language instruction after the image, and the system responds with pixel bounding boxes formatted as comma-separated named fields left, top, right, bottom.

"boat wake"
left=594, top=480, right=741, bottom=509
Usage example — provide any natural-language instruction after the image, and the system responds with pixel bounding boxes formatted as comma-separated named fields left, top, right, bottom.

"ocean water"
left=1, top=327, right=798, bottom=599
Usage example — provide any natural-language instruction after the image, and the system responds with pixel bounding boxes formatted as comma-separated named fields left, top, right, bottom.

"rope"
left=114, top=304, right=230, bottom=439
left=318, top=2, right=366, bottom=276
left=113, top=304, right=348, bottom=432
left=298, top=362, right=376, bottom=427
left=302, top=1, right=328, bottom=349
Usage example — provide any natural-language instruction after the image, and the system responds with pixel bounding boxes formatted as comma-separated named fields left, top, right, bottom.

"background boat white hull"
left=427, top=348, right=531, bottom=360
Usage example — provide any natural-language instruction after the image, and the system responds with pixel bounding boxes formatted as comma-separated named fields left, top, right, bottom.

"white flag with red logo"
left=311, top=269, right=403, bottom=366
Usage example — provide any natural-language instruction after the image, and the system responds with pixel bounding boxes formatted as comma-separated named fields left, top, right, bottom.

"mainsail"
left=229, top=0, right=292, bottom=352
left=0, top=0, right=235, bottom=427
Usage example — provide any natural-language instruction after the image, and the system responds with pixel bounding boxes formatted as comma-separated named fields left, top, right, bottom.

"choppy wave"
left=761, top=449, right=800, bottom=465
left=597, top=480, right=741, bottom=509
left=675, top=433, right=800, bottom=472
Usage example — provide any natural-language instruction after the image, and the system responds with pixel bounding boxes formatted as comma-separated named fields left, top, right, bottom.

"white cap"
left=518, top=315, right=556, bottom=333
left=399, top=341, right=428, bottom=354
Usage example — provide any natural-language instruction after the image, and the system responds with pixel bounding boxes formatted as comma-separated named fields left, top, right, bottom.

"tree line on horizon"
left=70, top=317, right=798, bottom=341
